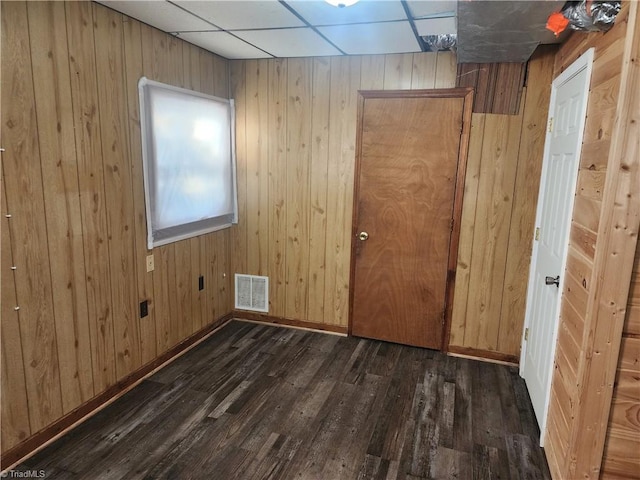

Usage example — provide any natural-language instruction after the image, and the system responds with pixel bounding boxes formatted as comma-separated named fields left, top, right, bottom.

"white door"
left=521, top=48, right=594, bottom=444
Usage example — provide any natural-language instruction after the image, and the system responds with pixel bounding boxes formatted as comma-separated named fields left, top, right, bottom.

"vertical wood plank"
left=359, top=55, right=385, bottom=90
left=65, top=0, right=117, bottom=392
left=122, top=13, right=157, bottom=364
left=28, top=0, right=94, bottom=412
left=1, top=178, right=31, bottom=450
left=411, top=53, right=438, bottom=89
left=93, top=3, right=141, bottom=378
left=435, top=51, right=457, bottom=88
left=463, top=112, right=524, bottom=350
left=245, top=59, right=270, bottom=276
left=383, top=53, right=413, bottom=89
left=1, top=0, right=63, bottom=432
left=285, top=58, right=312, bottom=320
left=267, top=59, right=288, bottom=317
left=230, top=61, right=248, bottom=279
left=307, top=57, right=331, bottom=324
left=450, top=114, right=487, bottom=347
left=324, top=56, right=360, bottom=326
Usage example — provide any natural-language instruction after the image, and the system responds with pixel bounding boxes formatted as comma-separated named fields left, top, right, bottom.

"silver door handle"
left=358, top=231, right=369, bottom=241
left=545, top=275, right=560, bottom=287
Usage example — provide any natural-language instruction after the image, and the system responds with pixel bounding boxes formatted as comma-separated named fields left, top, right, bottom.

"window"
left=138, top=77, right=237, bottom=249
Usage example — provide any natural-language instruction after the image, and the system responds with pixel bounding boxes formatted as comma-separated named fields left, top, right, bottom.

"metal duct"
left=562, top=1, right=621, bottom=32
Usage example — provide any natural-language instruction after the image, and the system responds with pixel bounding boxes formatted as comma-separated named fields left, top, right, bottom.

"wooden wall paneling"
left=324, top=56, right=360, bottom=327
left=245, top=59, right=270, bottom=276
left=449, top=114, right=486, bottom=347
left=435, top=51, right=457, bottom=88
left=307, top=57, right=331, bottom=324
left=267, top=59, right=288, bottom=317
left=602, top=370, right=640, bottom=477
left=498, top=48, right=555, bottom=355
left=1, top=180, right=31, bottom=452
left=1, top=0, right=64, bottom=433
left=139, top=23, right=170, bottom=354
left=93, top=4, right=142, bottom=378
left=64, top=1, right=117, bottom=393
left=577, top=170, right=606, bottom=201
left=565, top=2, right=639, bottom=476
left=285, top=58, right=312, bottom=320
left=230, top=61, right=248, bottom=281
left=583, top=75, right=621, bottom=145
left=572, top=195, right=602, bottom=233
left=411, top=53, right=438, bottom=89
left=461, top=111, right=524, bottom=351
left=382, top=53, right=413, bottom=89
left=359, top=54, right=385, bottom=90
left=27, top=1, right=94, bottom=412
left=122, top=13, right=157, bottom=364
left=570, top=224, right=597, bottom=261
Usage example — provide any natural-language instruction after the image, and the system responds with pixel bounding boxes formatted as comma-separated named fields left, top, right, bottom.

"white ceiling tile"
left=234, top=28, right=342, bottom=57
left=177, top=31, right=272, bottom=59
left=318, top=21, right=420, bottom=55
left=407, top=1, right=457, bottom=19
left=288, top=0, right=407, bottom=26
left=415, top=17, right=456, bottom=36
left=174, top=1, right=304, bottom=30
left=96, top=1, right=217, bottom=32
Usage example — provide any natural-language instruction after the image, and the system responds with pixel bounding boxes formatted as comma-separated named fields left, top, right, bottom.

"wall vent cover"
left=235, top=274, right=269, bottom=313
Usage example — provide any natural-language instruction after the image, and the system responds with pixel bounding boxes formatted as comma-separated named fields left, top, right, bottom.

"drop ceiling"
left=97, top=0, right=565, bottom=63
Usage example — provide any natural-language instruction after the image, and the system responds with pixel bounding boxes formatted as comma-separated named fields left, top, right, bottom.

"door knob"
left=358, top=231, right=369, bottom=241
left=545, top=275, right=560, bottom=287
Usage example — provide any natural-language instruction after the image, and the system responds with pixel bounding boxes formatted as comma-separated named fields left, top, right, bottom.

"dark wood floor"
left=16, top=320, right=550, bottom=479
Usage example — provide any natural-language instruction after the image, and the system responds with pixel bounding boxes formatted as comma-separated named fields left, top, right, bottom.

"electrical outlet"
left=146, top=254, right=154, bottom=272
left=140, top=300, right=148, bottom=318
left=199, top=275, right=204, bottom=291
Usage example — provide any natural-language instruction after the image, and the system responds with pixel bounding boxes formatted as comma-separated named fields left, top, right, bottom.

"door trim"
left=520, top=48, right=594, bottom=444
left=348, top=88, right=474, bottom=351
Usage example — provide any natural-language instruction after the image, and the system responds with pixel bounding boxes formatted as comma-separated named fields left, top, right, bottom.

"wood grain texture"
left=1, top=2, right=232, bottom=460
left=94, top=4, right=142, bottom=379
left=1, top=0, right=63, bottom=433
left=449, top=114, right=486, bottom=347
left=307, top=57, right=331, bottom=324
left=285, top=58, right=312, bottom=321
left=28, top=1, right=94, bottom=412
left=545, top=3, right=639, bottom=478
left=122, top=12, right=157, bottom=365
left=351, top=93, right=465, bottom=348
left=458, top=112, right=525, bottom=351
left=1, top=181, right=31, bottom=450
left=231, top=51, right=551, bottom=359
left=14, top=321, right=550, bottom=480
left=64, top=1, right=117, bottom=393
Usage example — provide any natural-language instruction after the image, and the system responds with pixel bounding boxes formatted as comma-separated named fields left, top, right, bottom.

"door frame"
left=348, top=88, right=474, bottom=351
left=520, top=48, right=594, bottom=444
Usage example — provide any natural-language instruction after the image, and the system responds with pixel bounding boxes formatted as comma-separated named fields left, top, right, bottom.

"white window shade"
left=139, top=77, right=237, bottom=249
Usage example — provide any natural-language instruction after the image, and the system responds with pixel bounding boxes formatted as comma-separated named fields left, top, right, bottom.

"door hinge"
left=535, top=227, right=540, bottom=241
left=524, top=328, right=529, bottom=341
left=547, top=117, right=554, bottom=133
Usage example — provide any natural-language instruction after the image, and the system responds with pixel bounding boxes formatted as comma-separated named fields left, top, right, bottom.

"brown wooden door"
left=350, top=90, right=472, bottom=349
